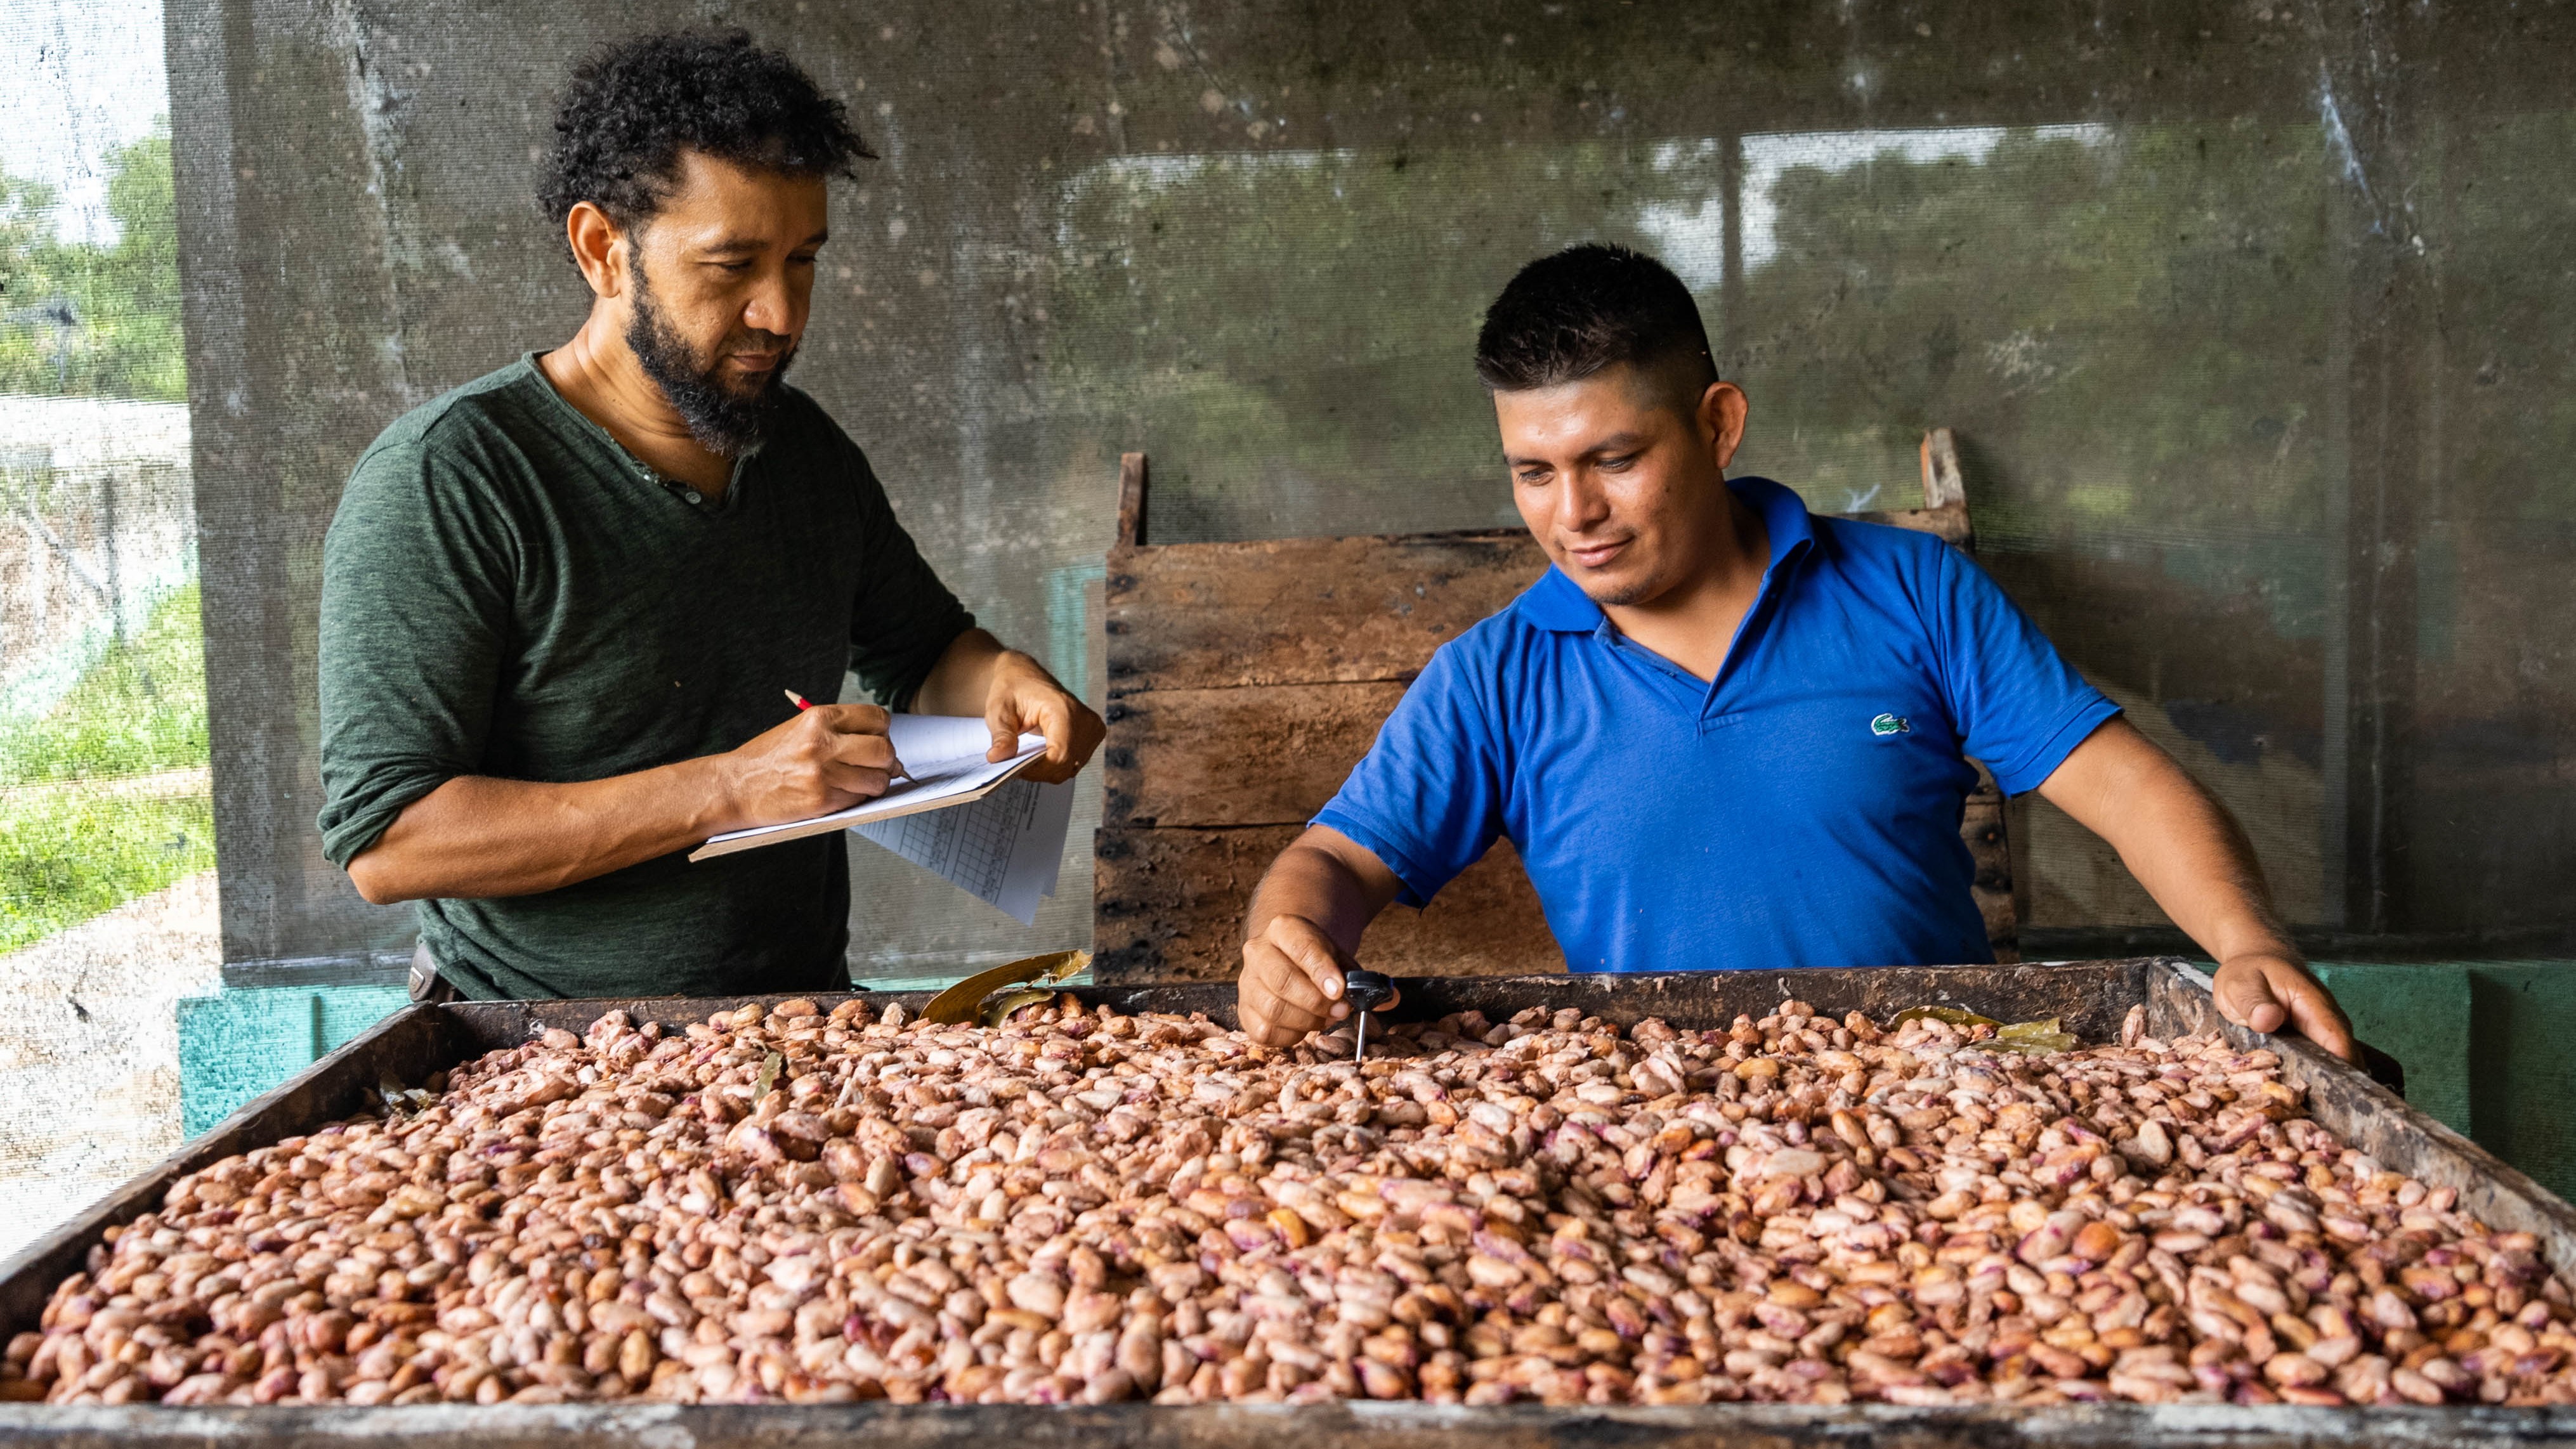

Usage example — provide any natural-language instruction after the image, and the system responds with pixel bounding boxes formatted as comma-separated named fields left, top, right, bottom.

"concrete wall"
left=166, top=0, right=2576, bottom=980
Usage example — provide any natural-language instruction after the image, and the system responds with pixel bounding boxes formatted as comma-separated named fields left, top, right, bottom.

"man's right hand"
left=716, top=703, right=900, bottom=827
left=1241, top=914, right=1368, bottom=1046
left=1235, top=827, right=1408, bottom=1046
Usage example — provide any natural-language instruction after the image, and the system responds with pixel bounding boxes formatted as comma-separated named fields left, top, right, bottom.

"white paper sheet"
left=690, top=717, right=1047, bottom=861
left=853, top=772, right=1075, bottom=925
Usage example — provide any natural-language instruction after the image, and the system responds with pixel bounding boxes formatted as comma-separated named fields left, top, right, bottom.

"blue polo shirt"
left=1312, top=476, right=2119, bottom=973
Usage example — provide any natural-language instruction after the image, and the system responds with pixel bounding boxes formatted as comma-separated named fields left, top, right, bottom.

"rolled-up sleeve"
left=315, top=445, right=514, bottom=867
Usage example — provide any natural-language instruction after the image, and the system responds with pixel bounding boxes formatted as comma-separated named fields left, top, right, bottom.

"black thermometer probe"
left=1342, top=970, right=1394, bottom=1061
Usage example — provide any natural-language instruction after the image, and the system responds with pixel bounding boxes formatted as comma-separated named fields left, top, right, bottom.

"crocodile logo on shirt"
left=1870, top=713, right=1911, bottom=737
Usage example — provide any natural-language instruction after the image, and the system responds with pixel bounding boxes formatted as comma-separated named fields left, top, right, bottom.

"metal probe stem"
left=1340, top=970, right=1392, bottom=1064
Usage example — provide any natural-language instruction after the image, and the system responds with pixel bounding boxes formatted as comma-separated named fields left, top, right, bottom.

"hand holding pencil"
left=786, top=690, right=910, bottom=782
left=710, top=692, right=907, bottom=831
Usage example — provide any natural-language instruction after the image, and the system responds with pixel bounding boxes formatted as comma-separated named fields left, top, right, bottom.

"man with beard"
left=315, top=31, right=1102, bottom=1000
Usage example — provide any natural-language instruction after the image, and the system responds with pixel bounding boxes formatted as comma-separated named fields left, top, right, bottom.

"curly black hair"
left=537, top=29, right=872, bottom=258
left=1474, top=243, right=1716, bottom=406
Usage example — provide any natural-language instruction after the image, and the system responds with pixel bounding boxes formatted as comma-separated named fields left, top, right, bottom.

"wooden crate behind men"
left=1093, top=431, right=2017, bottom=984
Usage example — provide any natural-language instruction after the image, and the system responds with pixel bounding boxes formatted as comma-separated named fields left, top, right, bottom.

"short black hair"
left=538, top=29, right=871, bottom=258
left=1474, top=243, right=1716, bottom=408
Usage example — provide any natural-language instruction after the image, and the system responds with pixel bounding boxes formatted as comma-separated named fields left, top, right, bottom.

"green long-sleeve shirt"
left=317, top=354, right=974, bottom=999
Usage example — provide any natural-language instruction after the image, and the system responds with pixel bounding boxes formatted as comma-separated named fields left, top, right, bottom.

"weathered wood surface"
left=8, top=1398, right=2576, bottom=1445
left=1963, top=785, right=2017, bottom=960
left=1104, top=531, right=1540, bottom=696
left=1920, top=427, right=1970, bottom=512
left=1116, top=452, right=1149, bottom=550
left=1095, top=826, right=1566, bottom=980
left=1100, top=507, right=1963, bottom=700
left=1099, top=744, right=2014, bottom=976
left=1104, top=682, right=1408, bottom=828
left=1854, top=504, right=1970, bottom=549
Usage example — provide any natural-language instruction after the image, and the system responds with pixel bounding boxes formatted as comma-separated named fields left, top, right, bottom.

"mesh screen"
left=0, top=0, right=216, bottom=1259
left=152, top=0, right=2576, bottom=974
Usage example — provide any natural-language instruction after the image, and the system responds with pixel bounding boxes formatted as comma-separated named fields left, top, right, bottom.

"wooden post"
left=1115, top=452, right=1149, bottom=552
left=1919, top=427, right=1967, bottom=510
left=1920, top=427, right=2015, bottom=960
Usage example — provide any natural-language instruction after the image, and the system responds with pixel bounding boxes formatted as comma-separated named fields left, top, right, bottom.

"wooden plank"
left=1104, top=531, right=1541, bottom=696
left=1103, top=696, right=2016, bottom=949
left=1115, top=452, right=1148, bottom=550
left=1104, top=702, right=2022, bottom=947
left=1093, top=825, right=1563, bottom=982
left=1103, top=682, right=1403, bottom=828
left=1963, top=789, right=2018, bottom=961
left=1103, top=500, right=1966, bottom=699
left=1919, top=427, right=1968, bottom=510
left=17, top=1379, right=2576, bottom=1443
left=1848, top=504, right=1970, bottom=547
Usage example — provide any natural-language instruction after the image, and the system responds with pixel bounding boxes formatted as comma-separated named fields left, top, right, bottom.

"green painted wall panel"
left=2313, top=962, right=2473, bottom=1135
left=176, top=985, right=409, bottom=1138
left=2462, top=962, right=2576, bottom=1207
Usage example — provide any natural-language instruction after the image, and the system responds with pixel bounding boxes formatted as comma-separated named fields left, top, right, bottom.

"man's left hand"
left=983, top=649, right=1105, bottom=784
left=2212, top=952, right=2356, bottom=1062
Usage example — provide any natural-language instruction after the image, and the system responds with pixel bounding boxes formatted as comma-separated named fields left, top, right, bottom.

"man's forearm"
left=910, top=628, right=1007, bottom=717
left=1245, top=834, right=1394, bottom=958
left=346, top=762, right=730, bottom=904
left=1234, top=826, right=1408, bottom=1044
left=2039, top=718, right=2353, bottom=1057
left=345, top=701, right=899, bottom=906
left=2039, top=718, right=2292, bottom=959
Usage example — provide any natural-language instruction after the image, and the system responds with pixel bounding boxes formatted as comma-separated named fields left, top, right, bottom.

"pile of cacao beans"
left=8, top=992, right=2570, bottom=1410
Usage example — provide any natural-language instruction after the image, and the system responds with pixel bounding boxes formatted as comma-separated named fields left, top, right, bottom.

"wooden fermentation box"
left=2, top=959, right=2573, bottom=1446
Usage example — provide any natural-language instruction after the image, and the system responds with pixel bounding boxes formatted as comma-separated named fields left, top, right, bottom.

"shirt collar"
left=1512, top=476, right=1817, bottom=633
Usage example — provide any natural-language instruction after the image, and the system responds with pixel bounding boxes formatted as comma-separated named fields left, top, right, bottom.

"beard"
left=626, top=261, right=797, bottom=457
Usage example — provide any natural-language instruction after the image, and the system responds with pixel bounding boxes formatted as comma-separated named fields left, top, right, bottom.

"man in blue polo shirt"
left=1237, top=243, right=2352, bottom=1060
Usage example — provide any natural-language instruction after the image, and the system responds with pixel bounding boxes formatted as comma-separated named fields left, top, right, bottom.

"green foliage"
left=0, top=121, right=185, bottom=402
left=0, top=582, right=211, bottom=788
left=0, top=583, right=212, bottom=952
left=0, top=791, right=214, bottom=954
